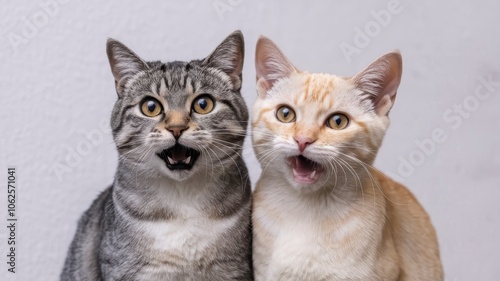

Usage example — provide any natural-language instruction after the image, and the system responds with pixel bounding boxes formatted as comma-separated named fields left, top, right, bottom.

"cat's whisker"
left=134, top=147, right=155, bottom=181
left=211, top=143, right=248, bottom=189
left=330, top=157, right=350, bottom=193
left=335, top=157, right=364, bottom=203
left=205, top=145, right=226, bottom=176
left=210, top=139, right=246, bottom=153
left=335, top=151, right=407, bottom=206
left=336, top=157, right=362, bottom=189
left=256, top=148, right=281, bottom=165
left=324, top=160, right=339, bottom=194
left=259, top=151, right=282, bottom=176
left=197, top=144, right=216, bottom=184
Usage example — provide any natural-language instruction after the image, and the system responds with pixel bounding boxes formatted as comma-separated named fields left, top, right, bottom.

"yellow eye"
left=276, top=106, right=296, bottom=123
left=327, top=113, right=349, bottom=130
left=140, top=98, right=162, bottom=117
left=192, top=95, right=215, bottom=114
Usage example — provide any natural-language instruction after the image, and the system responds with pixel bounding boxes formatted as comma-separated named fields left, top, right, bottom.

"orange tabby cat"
left=251, top=36, right=443, bottom=281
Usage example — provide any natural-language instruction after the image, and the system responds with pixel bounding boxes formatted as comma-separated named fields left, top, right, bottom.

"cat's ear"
left=106, top=38, right=149, bottom=96
left=352, top=51, right=402, bottom=116
left=202, top=30, right=245, bottom=91
left=255, top=36, right=297, bottom=96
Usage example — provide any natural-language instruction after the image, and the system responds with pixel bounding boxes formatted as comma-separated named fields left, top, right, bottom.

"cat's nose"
left=294, top=136, right=315, bottom=153
left=167, top=125, right=189, bottom=140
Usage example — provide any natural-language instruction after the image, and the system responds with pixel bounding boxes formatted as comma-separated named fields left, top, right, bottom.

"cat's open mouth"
left=157, top=143, right=200, bottom=170
left=288, top=155, right=324, bottom=184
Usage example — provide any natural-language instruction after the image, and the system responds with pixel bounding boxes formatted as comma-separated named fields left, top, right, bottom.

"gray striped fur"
left=61, top=31, right=253, bottom=281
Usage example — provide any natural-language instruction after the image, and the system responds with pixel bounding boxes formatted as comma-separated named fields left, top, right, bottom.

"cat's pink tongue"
left=289, top=156, right=323, bottom=184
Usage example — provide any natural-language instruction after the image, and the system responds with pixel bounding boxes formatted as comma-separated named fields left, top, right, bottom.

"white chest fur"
left=254, top=178, right=385, bottom=281
left=266, top=219, right=378, bottom=281
left=135, top=214, right=239, bottom=280
left=113, top=178, right=243, bottom=280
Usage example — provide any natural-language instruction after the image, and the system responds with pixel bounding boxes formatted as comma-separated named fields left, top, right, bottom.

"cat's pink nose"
left=294, top=136, right=315, bottom=152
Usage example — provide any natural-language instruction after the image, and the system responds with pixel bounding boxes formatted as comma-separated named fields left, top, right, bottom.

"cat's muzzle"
left=157, top=143, right=200, bottom=170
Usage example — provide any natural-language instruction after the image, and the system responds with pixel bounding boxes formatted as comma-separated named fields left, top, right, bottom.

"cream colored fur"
left=251, top=36, right=443, bottom=281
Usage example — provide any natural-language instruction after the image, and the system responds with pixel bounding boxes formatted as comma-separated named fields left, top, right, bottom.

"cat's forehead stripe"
left=159, top=76, right=167, bottom=96
left=302, top=74, right=336, bottom=104
left=150, top=83, right=158, bottom=96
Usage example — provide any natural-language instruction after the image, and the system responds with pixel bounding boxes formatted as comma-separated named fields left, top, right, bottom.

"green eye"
left=276, top=106, right=296, bottom=123
left=327, top=113, right=349, bottom=130
left=192, top=95, right=215, bottom=114
left=140, top=98, right=162, bottom=117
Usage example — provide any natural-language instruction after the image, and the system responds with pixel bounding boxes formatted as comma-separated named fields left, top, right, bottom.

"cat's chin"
left=288, top=155, right=324, bottom=185
left=162, top=168, right=197, bottom=182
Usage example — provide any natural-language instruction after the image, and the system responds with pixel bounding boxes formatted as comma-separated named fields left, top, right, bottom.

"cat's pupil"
left=334, top=116, right=341, bottom=125
left=282, top=109, right=289, bottom=118
left=198, top=99, right=207, bottom=109
left=147, top=101, right=156, bottom=112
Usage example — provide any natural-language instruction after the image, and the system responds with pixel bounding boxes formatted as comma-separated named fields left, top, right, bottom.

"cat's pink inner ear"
left=106, top=39, right=149, bottom=96
left=256, top=78, right=271, bottom=95
left=353, top=51, right=402, bottom=116
left=255, top=36, right=297, bottom=95
left=202, top=30, right=245, bottom=91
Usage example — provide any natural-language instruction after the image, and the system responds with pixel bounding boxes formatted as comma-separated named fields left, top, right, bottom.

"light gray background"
left=1, top=0, right=499, bottom=280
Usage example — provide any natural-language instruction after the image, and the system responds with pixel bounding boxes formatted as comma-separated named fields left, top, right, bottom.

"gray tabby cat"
left=61, top=31, right=253, bottom=281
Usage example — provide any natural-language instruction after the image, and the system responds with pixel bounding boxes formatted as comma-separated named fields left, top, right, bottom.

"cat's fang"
left=167, top=156, right=175, bottom=165
left=156, top=145, right=200, bottom=170
left=309, top=170, right=316, bottom=179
